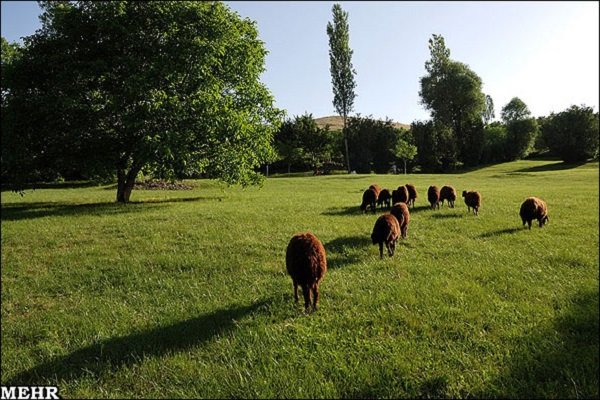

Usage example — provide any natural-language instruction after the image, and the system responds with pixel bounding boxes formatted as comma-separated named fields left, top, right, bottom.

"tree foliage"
left=419, top=34, right=486, bottom=169
left=2, top=1, right=281, bottom=202
left=393, top=134, right=417, bottom=174
left=327, top=3, right=357, bottom=173
left=346, top=116, right=403, bottom=173
left=501, top=97, right=538, bottom=160
left=541, top=105, right=599, bottom=162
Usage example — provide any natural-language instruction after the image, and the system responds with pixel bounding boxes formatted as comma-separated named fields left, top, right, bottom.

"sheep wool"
left=286, top=232, right=327, bottom=312
left=390, top=202, right=411, bottom=239
left=440, top=185, right=457, bottom=208
left=360, top=188, right=378, bottom=213
left=377, top=189, right=392, bottom=209
left=371, top=214, right=401, bottom=259
left=520, top=197, right=549, bottom=229
left=427, top=185, right=440, bottom=210
left=405, top=183, right=418, bottom=208
left=462, top=190, right=481, bottom=215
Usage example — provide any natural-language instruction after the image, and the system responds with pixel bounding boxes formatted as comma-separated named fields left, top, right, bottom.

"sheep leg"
left=402, top=226, right=407, bottom=239
left=475, top=207, right=478, bottom=216
left=311, top=284, right=320, bottom=310
left=293, top=281, right=299, bottom=303
left=527, top=220, right=532, bottom=230
left=302, top=285, right=311, bottom=313
left=379, top=242, right=384, bottom=259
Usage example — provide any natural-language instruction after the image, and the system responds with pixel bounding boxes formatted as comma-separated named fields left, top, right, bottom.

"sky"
left=2, top=1, right=598, bottom=124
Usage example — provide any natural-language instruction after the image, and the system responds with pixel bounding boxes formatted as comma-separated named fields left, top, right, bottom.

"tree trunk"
left=404, top=159, right=407, bottom=175
left=116, top=163, right=142, bottom=203
left=288, top=163, right=291, bottom=174
left=343, top=114, right=351, bottom=173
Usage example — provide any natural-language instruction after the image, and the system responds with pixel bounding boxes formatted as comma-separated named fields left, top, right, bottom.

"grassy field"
left=1, top=159, right=598, bottom=398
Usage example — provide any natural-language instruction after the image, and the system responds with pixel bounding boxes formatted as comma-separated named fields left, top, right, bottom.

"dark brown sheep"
left=392, top=185, right=409, bottom=204
left=360, top=188, right=378, bottom=213
left=440, top=185, right=457, bottom=208
left=377, top=189, right=392, bottom=209
left=371, top=214, right=400, bottom=259
left=405, top=183, right=418, bottom=208
left=462, top=190, right=481, bottom=215
left=390, top=202, right=410, bottom=239
left=369, top=184, right=381, bottom=199
left=520, top=197, right=549, bottom=229
left=427, top=185, right=440, bottom=210
left=286, top=232, right=327, bottom=312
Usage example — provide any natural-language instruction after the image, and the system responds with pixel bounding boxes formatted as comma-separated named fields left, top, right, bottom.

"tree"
left=480, top=122, right=508, bottom=163
left=541, top=105, right=599, bottom=162
left=275, top=119, right=304, bottom=173
left=327, top=3, right=357, bottom=173
left=2, top=2, right=281, bottom=202
left=501, top=97, right=538, bottom=160
left=419, top=34, right=486, bottom=167
left=411, top=120, right=457, bottom=172
left=393, top=135, right=417, bottom=174
left=345, top=116, right=402, bottom=174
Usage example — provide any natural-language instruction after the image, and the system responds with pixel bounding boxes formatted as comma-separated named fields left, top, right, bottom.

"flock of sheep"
left=285, top=182, right=550, bottom=313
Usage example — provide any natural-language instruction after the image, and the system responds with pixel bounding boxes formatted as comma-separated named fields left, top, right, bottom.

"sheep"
left=360, top=188, right=378, bottom=213
left=371, top=214, right=400, bottom=259
left=462, top=190, right=481, bottom=215
left=286, top=232, right=327, bottom=312
left=440, top=185, right=457, bottom=208
left=405, top=183, right=418, bottom=208
left=390, top=202, right=410, bottom=239
left=377, top=189, right=392, bottom=209
left=369, top=184, right=381, bottom=199
left=392, top=185, right=409, bottom=204
left=520, top=197, right=549, bottom=229
left=427, top=185, right=440, bottom=210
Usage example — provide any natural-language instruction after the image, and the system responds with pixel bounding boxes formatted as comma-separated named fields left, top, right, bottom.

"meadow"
left=1, top=159, right=598, bottom=398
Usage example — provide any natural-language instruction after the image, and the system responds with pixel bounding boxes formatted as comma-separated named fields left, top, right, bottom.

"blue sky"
left=2, top=1, right=598, bottom=124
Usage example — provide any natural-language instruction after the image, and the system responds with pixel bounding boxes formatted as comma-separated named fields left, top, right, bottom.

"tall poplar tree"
left=327, top=3, right=357, bottom=173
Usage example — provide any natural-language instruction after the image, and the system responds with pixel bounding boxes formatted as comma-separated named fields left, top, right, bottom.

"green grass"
left=2, top=159, right=598, bottom=398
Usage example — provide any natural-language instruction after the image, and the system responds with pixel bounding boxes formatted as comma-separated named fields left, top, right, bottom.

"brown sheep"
left=390, top=202, right=410, bottom=239
left=286, top=232, right=327, bottom=312
left=520, top=197, right=549, bottom=229
left=368, top=184, right=381, bottom=199
left=427, top=185, right=440, bottom=210
left=377, top=189, right=392, bottom=209
left=371, top=214, right=400, bottom=259
left=440, top=185, right=457, bottom=208
left=392, top=185, right=409, bottom=204
left=405, top=183, right=418, bottom=208
left=462, top=190, right=481, bottom=215
left=360, top=188, right=378, bottom=213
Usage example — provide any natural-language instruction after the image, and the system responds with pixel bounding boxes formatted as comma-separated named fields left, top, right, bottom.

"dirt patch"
left=134, top=180, right=194, bottom=190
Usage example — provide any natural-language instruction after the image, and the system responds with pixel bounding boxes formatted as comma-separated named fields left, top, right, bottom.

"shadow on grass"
left=1, top=181, right=105, bottom=192
left=430, top=213, right=464, bottom=219
left=322, top=206, right=372, bottom=216
left=478, top=288, right=599, bottom=398
left=324, top=235, right=371, bottom=268
left=515, top=161, right=587, bottom=173
left=7, top=299, right=272, bottom=385
left=1, top=197, right=221, bottom=221
left=477, top=227, right=522, bottom=238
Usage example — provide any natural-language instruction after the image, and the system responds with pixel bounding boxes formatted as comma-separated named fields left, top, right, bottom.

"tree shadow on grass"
left=322, top=206, right=373, bottom=216
left=324, top=235, right=371, bottom=269
left=430, top=213, right=464, bottom=220
left=7, top=299, right=272, bottom=385
left=477, top=227, right=522, bottom=238
left=1, top=197, right=221, bottom=222
left=478, top=288, right=599, bottom=398
left=514, top=161, right=587, bottom=173
left=1, top=181, right=104, bottom=192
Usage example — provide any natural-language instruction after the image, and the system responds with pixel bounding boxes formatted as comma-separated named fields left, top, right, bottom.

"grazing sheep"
left=360, top=188, right=378, bottom=213
left=390, top=202, right=410, bottom=239
left=371, top=214, right=400, bottom=259
left=286, top=232, right=327, bottom=312
left=392, top=185, right=409, bottom=204
left=440, top=185, right=457, bottom=208
left=520, top=197, right=549, bottom=229
left=405, top=183, right=418, bottom=208
left=427, top=185, right=440, bottom=210
left=377, top=189, right=392, bottom=209
left=462, top=190, right=481, bottom=215
left=369, top=184, right=381, bottom=199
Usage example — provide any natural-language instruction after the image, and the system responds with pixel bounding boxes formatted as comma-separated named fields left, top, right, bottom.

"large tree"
left=541, top=105, right=599, bottom=162
left=501, top=97, right=538, bottom=160
left=2, top=1, right=281, bottom=202
left=419, top=34, right=486, bottom=167
left=327, top=3, right=357, bottom=173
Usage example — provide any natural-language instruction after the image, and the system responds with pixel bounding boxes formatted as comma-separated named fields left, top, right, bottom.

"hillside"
left=315, top=115, right=410, bottom=131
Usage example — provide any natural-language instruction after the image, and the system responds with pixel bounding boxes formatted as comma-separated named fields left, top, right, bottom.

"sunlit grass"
left=2, top=159, right=598, bottom=398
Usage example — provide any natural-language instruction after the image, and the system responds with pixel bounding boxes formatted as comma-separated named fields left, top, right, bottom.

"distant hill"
left=314, top=115, right=410, bottom=131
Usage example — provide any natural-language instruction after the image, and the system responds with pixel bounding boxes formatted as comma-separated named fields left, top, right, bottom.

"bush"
left=541, top=105, right=599, bottom=162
